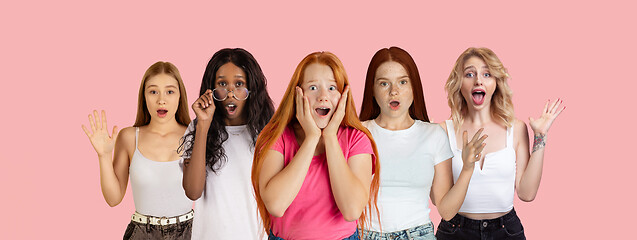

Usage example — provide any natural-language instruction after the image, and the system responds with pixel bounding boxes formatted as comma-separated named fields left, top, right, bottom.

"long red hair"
left=359, top=46, right=429, bottom=122
left=251, top=51, right=380, bottom=238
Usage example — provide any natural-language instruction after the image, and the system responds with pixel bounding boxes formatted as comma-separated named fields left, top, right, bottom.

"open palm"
left=82, top=110, right=119, bottom=157
left=529, top=99, right=565, bottom=135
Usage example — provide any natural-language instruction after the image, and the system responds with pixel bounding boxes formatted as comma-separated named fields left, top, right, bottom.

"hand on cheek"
left=322, top=86, right=349, bottom=138
left=295, top=86, right=321, bottom=139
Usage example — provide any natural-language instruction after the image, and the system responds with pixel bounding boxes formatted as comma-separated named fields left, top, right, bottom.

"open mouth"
left=226, top=103, right=237, bottom=114
left=471, top=90, right=486, bottom=105
left=389, top=100, right=400, bottom=110
left=157, top=109, right=168, bottom=117
left=315, top=107, right=330, bottom=116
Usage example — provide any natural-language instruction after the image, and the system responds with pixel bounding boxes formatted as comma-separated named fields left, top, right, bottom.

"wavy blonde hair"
left=251, top=51, right=380, bottom=239
left=445, top=47, right=514, bottom=131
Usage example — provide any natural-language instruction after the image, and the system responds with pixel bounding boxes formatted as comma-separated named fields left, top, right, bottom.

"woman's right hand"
left=192, top=89, right=216, bottom=123
left=82, top=110, right=119, bottom=158
left=295, top=86, right=321, bottom=139
left=461, top=128, right=488, bottom=171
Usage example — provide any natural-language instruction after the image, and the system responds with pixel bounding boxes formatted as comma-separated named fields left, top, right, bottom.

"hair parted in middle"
left=179, top=48, right=275, bottom=173
left=359, top=46, right=429, bottom=122
left=251, top=51, right=380, bottom=236
left=445, top=47, right=514, bottom=132
left=134, top=61, right=191, bottom=127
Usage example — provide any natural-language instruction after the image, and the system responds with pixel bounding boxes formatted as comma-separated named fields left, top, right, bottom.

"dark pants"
left=436, top=208, right=525, bottom=240
left=123, top=218, right=192, bottom=240
left=269, top=228, right=360, bottom=240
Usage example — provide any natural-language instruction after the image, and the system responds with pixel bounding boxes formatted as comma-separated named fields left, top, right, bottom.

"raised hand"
left=82, top=110, right=119, bottom=158
left=192, top=89, right=216, bottom=123
left=323, top=86, right=349, bottom=137
left=295, top=86, right=321, bottom=139
left=461, top=128, right=488, bottom=171
left=529, top=98, right=565, bottom=135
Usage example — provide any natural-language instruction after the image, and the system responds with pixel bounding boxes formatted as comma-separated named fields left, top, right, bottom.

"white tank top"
left=129, top=127, right=192, bottom=217
left=446, top=120, right=516, bottom=213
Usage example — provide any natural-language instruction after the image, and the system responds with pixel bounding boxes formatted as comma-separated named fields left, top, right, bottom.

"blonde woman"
left=435, top=48, right=565, bottom=240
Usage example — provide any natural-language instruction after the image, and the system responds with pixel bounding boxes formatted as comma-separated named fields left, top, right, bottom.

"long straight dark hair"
left=179, top=48, right=275, bottom=172
left=359, top=47, right=429, bottom=122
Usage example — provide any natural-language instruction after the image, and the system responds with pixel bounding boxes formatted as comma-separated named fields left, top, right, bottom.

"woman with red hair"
left=359, top=47, right=484, bottom=240
left=252, top=51, right=380, bottom=240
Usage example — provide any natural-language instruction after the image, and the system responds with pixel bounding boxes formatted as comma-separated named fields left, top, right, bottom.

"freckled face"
left=145, top=74, right=180, bottom=123
left=460, top=56, right=496, bottom=110
left=300, top=63, right=341, bottom=129
left=373, top=61, right=413, bottom=119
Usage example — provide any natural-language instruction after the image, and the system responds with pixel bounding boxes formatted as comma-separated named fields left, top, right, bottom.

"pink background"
left=1, top=0, right=634, bottom=238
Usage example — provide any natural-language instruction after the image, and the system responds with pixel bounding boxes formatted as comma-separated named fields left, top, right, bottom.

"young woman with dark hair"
left=82, top=61, right=193, bottom=239
left=179, top=48, right=275, bottom=239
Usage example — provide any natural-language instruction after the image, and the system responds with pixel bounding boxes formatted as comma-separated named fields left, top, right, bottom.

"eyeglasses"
left=212, top=87, right=250, bottom=101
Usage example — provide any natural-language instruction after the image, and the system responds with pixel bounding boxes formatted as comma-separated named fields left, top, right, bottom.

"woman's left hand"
left=529, top=98, right=565, bottom=135
left=323, top=86, right=349, bottom=137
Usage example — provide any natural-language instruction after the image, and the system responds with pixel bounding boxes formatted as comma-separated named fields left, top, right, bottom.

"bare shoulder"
left=513, top=119, right=529, bottom=146
left=513, top=119, right=528, bottom=135
left=115, top=127, right=136, bottom=152
left=438, top=120, right=448, bottom=132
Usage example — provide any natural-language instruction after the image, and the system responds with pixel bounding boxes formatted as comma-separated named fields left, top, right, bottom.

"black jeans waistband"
left=447, top=208, right=519, bottom=231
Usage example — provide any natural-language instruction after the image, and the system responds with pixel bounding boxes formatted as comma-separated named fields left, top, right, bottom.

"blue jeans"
left=362, top=222, right=436, bottom=240
left=435, top=208, right=525, bottom=240
left=269, top=228, right=360, bottom=240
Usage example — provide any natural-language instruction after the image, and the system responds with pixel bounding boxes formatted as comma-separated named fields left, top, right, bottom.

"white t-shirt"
left=182, top=123, right=266, bottom=240
left=363, top=120, right=453, bottom=232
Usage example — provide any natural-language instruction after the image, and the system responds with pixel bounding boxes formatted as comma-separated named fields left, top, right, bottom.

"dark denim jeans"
left=123, top=218, right=192, bottom=240
left=436, top=208, right=525, bottom=240
left=269, top=228, right=360, bottom=240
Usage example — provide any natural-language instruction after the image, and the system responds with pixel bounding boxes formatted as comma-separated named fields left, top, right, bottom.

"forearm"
left=98, top=153, right=124, bottom=207
left=437, top=168, right=472, bottom=220
left=324, top=135, right=368, bottom=221
left=261, top=137, right=318, bottom=217
left=518, top=134, right=546, bottom=201
left=182, top=123, right=210, bottom=200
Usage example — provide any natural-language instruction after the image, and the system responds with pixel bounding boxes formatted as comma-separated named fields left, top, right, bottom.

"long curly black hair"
left=179, top=48, right=275, bottom=173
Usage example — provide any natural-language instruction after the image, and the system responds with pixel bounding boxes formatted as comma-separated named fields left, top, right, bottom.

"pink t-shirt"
left=270, top=126, right=375, bottom=240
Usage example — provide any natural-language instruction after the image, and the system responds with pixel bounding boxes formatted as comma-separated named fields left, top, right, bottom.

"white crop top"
left=129, top=127, right=192, bottom=217
left=446, top=120, right=516, bottom=213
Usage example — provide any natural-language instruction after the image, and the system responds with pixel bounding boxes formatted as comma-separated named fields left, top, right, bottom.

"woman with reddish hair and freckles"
left=359, top=47, right=484, bottom=240
left=252, top=51, right=380, bottom=240
left=435, top=47, right=565, bottom=240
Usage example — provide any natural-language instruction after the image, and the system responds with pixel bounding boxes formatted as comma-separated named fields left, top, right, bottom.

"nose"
left=475, top=75, right=484, bottom=85
left=158, top=92, right=167, bottom=104
left=318, top=88, right=329, bottom=102
left=389, top=84, right=399, bottom=96
left=227, top=90, right=235, bottom=99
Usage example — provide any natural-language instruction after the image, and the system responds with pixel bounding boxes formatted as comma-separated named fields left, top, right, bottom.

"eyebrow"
left=375, top=75, right=409, bottom=80
left=146, top=85, right=178, bottom=88
left=217, top=75, right=245, bottom=79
